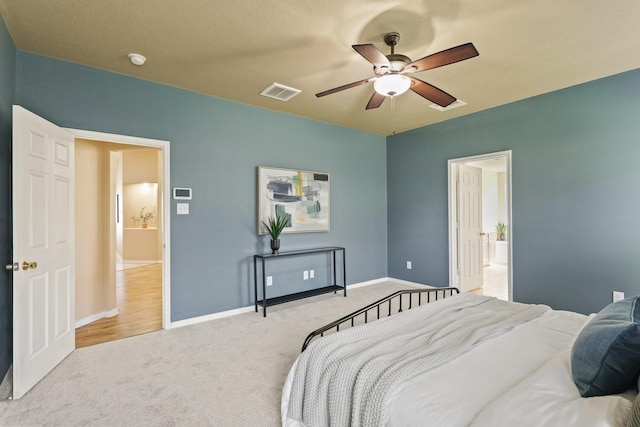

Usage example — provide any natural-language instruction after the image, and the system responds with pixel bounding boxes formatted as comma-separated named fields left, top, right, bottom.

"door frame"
left=447, top=150, right=512, bottom=300
left=67, top=128, right=171, bottom=329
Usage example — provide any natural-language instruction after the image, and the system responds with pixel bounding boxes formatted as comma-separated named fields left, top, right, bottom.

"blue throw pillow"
left=571, top=296, right=640, bottom=397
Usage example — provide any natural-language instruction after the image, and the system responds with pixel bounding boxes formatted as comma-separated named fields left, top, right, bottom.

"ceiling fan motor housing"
left=374, top=54, right=411, bottom=75
left=373, top=32, right=412, bottom=75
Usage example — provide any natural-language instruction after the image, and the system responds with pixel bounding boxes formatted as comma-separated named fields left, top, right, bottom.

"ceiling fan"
left=316, top=32, right=479, bottom=110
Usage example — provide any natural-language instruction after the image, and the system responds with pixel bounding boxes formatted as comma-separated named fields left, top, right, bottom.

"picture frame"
left=257, top=166, right=330, bottom=234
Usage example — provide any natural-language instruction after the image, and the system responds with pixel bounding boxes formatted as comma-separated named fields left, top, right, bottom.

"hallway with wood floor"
left=75, top=263, right=162, bottom=348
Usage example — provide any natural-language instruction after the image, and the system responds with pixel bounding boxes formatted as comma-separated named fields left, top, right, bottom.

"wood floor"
left=75, top=263, right=162, bottom=348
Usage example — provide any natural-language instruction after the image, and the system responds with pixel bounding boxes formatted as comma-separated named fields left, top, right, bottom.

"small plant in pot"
left=262, top=215, right=289, bottom=254
left=132, top=206, right=155, bottom=228
left=496, top=222, right=507, bottom=241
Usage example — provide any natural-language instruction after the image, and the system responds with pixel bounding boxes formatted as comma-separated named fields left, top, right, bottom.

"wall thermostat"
left=173, top=187, right=192, bottom=200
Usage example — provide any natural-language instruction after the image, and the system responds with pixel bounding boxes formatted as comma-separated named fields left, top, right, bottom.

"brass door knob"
left=22, top=261, right=37, bottom=271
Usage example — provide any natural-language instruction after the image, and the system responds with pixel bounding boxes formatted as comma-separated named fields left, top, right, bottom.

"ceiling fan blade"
left=365, top=92, right=386, bottom=110
left=353, top=44, right=391, bottom=71
left=403, top=42, right=479, bottom=73
left=316, top=78, right=374, bottom=97
left=409, top=77, right=456, bottom=107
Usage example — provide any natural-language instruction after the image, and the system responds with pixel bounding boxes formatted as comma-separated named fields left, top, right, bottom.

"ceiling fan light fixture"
left=374, top=74, right=411, bottom=97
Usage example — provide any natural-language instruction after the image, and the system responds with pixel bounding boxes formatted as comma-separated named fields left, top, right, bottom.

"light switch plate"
left=177, top=203, right=189, bottom=215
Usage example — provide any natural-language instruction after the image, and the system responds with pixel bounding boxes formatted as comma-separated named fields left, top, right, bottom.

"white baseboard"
left=121, top=260, right=162, bottom=264
left=349, top=276, right=436, bottom=289
left=170, top=305, right=256, bottom=329
left=346, top=277, right=390, bottom=289
left=386, top=277, right=437, bottom=289
left=75, top=308, right=119, bottom=328
left=169, top=277, right=433, bottom=329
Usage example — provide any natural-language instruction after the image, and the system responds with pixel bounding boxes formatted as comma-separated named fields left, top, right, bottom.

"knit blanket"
left=286, top=293, right=549, bottom=427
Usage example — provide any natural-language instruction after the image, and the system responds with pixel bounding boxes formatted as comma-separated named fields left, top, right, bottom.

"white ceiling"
left=1, top=0, right=640, bottom=136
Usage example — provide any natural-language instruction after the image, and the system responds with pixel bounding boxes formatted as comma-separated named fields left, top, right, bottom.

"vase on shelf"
left=142, top=222, right=148, bottom=229
left=270, top=239, right=280, bottom=255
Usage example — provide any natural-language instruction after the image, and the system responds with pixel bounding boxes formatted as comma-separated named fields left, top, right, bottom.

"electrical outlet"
left=266, top=276, right=273, bottom=286
left=310, top=270, right=315, bottom=279
left=303, top=270, right=309, bottom=280
left=406, top=261, right=412, bottom=270
left=613, top=291, right=624, bottom=302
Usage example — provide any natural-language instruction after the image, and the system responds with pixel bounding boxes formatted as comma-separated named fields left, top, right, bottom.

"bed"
left=281, top=289, right=640, bottom=427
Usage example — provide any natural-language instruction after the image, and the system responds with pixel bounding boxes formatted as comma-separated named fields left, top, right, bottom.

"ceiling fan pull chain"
left=391, top=95, right=397, bottom=136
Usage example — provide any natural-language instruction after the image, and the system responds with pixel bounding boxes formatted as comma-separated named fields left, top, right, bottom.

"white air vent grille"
left=260, top=83, right=301, bottom=101
left=429, top=100, right=467, bottom=111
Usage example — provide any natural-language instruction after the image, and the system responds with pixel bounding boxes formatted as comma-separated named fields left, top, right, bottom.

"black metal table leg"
left=332, top=250, right=337, bottom=294
left=342, top=248, right=346, bottom=297
left=253, top=255, right=258, bottom=313
left=261, top=258, right=267, bottom=317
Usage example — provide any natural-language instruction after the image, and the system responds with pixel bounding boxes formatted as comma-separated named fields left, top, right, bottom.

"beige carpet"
left=0, top=280, right=417, bottom=426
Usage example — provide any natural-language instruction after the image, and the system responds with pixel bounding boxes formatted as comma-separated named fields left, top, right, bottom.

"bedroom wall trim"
left=170, top=305, right=256, bottom=329
left=347, top=277, right=392, bottom=289
left=75, top=308, right=119, bottom=328
left=386, top=278, right=436, bottom=289
left=122, top=259, right=162, bottom=264
left=170, top=277, right=423, bottom=328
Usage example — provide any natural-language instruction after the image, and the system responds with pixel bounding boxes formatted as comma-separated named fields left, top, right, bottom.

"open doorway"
left=448, top=151, right=512, bottom=300
left=70, top=131, right=171, bottom=347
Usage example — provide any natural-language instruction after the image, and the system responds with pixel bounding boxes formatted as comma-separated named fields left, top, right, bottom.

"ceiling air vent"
left=260, top=83, right=301, bottom=101
left=429, top=100, right=467, bottom=112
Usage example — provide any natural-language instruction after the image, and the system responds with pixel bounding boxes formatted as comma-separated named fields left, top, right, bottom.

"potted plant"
left=496, top=222, right=507, bottom=241
left=262, top=215, right=289, bottom=254
left=132, top=206, right=155, bottom=228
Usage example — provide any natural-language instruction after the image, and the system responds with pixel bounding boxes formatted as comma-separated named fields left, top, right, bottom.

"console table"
left=253, top=246, right=346, bottom=317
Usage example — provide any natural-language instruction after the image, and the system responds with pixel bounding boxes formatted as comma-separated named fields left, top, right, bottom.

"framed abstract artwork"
left=257, top=166, right=330, bottom=234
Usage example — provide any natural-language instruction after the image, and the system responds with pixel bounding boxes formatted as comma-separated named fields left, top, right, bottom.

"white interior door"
left=12, top=106, right=75, bottom=399
left=458, top=164, right=483, bottom=292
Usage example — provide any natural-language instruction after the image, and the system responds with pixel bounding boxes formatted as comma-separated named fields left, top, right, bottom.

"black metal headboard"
left=301, top=287, right=460, bottom=352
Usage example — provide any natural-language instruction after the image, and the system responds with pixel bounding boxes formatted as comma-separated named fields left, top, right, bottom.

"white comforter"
left=282, top=294, right=634, bottom=427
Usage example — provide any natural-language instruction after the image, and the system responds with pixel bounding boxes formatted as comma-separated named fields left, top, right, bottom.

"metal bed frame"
left=301, top=287, right=460, bottom=352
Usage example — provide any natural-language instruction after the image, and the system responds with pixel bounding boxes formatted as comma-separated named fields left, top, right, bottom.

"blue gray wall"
left=4, top=12, right=640, bottom=379
left=387, top=69, right=640, bottom=314
left=0, top=16, right=15, bottom=382
left=14, top=52, right=388, bottom=321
